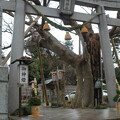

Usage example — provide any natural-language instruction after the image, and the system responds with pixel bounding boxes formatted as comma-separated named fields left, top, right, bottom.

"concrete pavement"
left=9, top=106, right=120, bottom=120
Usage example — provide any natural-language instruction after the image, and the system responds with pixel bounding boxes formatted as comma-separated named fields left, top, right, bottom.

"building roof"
left=45, top=79, right=53, bottom=84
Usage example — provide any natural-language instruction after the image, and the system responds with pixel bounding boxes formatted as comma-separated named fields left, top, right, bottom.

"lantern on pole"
left=51, top=71, right=57, bottom=81
left=57, top=69, right=64, bottom=80
left=19, top=65, right=28, bottom=85
left=11, top=56, right=33, bottom=117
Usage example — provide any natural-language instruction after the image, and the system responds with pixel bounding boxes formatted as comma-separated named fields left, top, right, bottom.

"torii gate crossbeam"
left=53, top=0, right=120, bottom=10
left=1, top=1, right=120, bottom=27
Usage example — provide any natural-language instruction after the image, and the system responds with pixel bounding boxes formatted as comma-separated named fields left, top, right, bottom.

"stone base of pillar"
left=0, top=67, right=8, bottom=119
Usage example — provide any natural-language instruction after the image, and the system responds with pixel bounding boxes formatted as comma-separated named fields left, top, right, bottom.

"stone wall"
left=0, top=67, right=8, bottom=119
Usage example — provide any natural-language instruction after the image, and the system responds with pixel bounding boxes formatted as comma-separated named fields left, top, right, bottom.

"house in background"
left=21, top=79, right=76, bottom=102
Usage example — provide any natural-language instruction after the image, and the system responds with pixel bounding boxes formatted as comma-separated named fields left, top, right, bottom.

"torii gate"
left=0, top=0, right=120, bottom=115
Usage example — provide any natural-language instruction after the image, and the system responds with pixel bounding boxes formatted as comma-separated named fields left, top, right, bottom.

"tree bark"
left=39, top=31, right=82, bottom=68
left=72, top=66, right=83, bottom=108
left=82, top=52, right=94, bottom=108
left=40, top=31, right=94, bottom=108
left=27, top=30, right=94, bottom=108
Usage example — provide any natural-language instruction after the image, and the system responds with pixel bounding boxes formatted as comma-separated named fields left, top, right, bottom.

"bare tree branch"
left=109, top=10, right=120, bottom=38
left=2, top=44, right=11, bottom=50
left=28, top=0, right=41, bottom=5
left=39, top=31, right=83, bottom=68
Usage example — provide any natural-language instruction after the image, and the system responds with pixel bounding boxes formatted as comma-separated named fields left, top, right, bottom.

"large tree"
left=26, top=29, right=94, bottom=108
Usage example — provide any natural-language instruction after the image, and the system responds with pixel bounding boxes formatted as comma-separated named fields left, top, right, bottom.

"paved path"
left=10, top=106, right=120, bottom=120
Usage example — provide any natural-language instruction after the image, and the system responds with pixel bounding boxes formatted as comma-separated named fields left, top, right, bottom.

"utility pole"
left=37, top=37, right=49, bottom=106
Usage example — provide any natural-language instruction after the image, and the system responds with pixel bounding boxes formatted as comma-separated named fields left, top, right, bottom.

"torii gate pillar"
left=8, top=0, right=25, bottom=113
left=97, top=6, right=116, bottom=107
left=0, top=1, right=2, bottom=64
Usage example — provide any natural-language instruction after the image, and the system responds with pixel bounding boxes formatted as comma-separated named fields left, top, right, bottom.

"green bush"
left=95, top=105, right=107, bottom=109
left=11, top=109, right=19, bottom=116
left=113, top=89, right=120, bottom=102
left=51, top=102, right=63, bottom=107
left=11, top=105, right=31, bottom=116
left=31, top=89, right=40, bottom=97
left=28, top=97, right=41, bottom=106
left=22, top=105, right=31, bottom=115
left=113, top=95, right=120, bottom=102
left=103, top=96, right=108, bottom=102
left=116, top=89, right=120, bottom=94
left=67, top=100, right=72, bottom=104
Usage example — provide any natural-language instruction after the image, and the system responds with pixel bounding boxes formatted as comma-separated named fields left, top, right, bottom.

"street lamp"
left=56, top=69, right=64, bottom=80
left=51, top=69, right=64, bottom=107
left=59, top=0, right=75, bottom=16
left=51, top=69, right=64, bottom=81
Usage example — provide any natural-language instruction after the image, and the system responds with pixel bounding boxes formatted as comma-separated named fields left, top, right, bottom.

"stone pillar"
left=0, top=67, right=8, bottom=119
left=97, top=6, right=116, bottom=107
left=0, top=2, right=2, bottom=64
left=8, top=0, right=25, bottom=113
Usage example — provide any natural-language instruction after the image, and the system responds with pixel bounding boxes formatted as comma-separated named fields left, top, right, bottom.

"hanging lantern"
left=43, top=22, right=50, bottom=31
left=80, top=26, right=89, bottom=33
left=51, top=71, right=57, bottom=81
left=57, top=69, right=64, bottom=80
left=65, top=32, right=72, bottom=40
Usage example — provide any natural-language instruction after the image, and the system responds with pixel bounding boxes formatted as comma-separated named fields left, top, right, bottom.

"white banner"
left=19, top=65, right=28, bottom=84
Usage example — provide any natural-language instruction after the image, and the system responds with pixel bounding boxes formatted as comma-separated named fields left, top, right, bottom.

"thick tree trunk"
left=82, top=53, right=94, bottom=108
left=28, top=31, right=94, bottom=108
left=58, top=79, right=65, bottom=105
left=72, top=66, right=83, bottom=108
left=72, top=52, right=94, bottom=108
left=39, top=31, right=81, bottom=68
